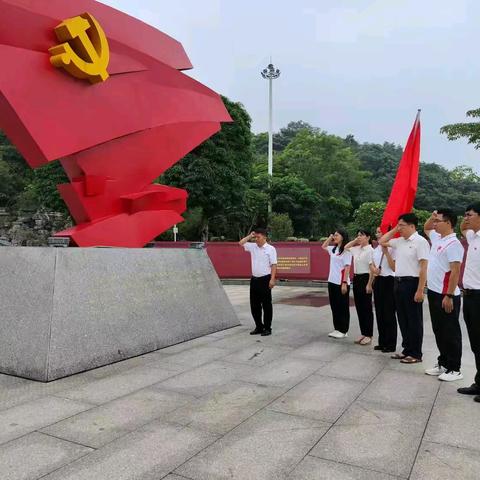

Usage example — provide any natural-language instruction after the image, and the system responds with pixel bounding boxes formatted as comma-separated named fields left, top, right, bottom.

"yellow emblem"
left=49, top=12, right=110, bottom=84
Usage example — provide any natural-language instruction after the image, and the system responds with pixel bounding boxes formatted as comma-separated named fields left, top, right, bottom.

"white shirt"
left=327, top=246, right=353, bottom=285
left=463, top=229, right=480, bottom=289
left=427, top=231, right=464, bottom=295
left=350, top=245, right=374, bottom=275
left=370, top=245, right=395, bottom=277
left=389, top=231, right=430, bottom=277
left=243, top=242, right=277, bottom=277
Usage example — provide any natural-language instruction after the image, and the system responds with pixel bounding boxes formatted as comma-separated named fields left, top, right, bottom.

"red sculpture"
left=0, top=0, right=231, bottom=247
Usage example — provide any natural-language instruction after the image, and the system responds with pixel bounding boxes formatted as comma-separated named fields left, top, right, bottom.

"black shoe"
left=474, top=395, right=480, bottom=403
left=382, top=347, right=396, bottom=353
left=374, top=346, right=384, bottom=351
left=250, top=328, right=264, bottom=335
left=261, top=329, right=272, bottom=336
left=457, top=384, right=480, bottom=395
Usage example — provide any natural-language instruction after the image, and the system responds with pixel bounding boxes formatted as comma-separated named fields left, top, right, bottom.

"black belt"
left=395, top=276, right=418, bottom=282
left=354, top=273, right=369, bottom=277
left=463, top=289, right=480, bottom=296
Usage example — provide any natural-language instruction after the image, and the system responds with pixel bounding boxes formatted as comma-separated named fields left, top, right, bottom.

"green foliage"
left=269, top=212, right=294, bottom=241
left=162, top=96, right=254, bottom=240
left=350, top=201, right=387, bottom=235
left=441, top=108, right=480, bottom=148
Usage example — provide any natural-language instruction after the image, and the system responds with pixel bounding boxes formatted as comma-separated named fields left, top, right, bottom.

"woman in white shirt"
left=345, top=230, right=374, bottom=345
left=322, top=229, right=353, bottom=339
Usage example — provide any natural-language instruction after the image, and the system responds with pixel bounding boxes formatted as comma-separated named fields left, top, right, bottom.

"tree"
left=273, top=120, right=317, bottom=152
left=350, top=201, right=387, bottom=235
left=269, top=212, right=294, bottom=241
left=271, top=174, right=319, bottom=236
left=163, top=96, right=254, bottom=240
left=277, top=129, right=370, bottom=212
left=441, top=108, right=480, bottom=148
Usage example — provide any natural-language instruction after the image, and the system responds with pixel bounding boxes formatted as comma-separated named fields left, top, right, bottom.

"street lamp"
left=261, top=63, right=280, bottom=216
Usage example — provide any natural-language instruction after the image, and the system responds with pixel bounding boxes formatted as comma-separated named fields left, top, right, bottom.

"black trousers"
left=373, top=275, right=397, bottom=349
left=250, top=275, right=272, bottom=331
left=427, top=290, right=462, bottom=372
left=463, top=292, right=480, bottom=385
left=353, top=274, right=374, bottom=337
left=394, top=277, right=423, bottom=359
left=328, top=282, right=350, bottom=334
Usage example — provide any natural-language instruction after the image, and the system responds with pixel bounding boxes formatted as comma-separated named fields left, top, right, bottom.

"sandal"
left=400, top=356, right=422, bottom=364
left=354, top=336, right=365, bottom=344
left=391, top=353, right=406, bottom=359
left=360, top=337, right=372, bottom=345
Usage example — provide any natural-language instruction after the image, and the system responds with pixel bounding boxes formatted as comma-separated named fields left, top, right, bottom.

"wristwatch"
left=445, top=293, right=454, bottom=299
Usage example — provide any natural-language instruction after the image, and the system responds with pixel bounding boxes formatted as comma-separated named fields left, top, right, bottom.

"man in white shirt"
left=457, top=202, right=480, bottom=402
left=380, top=213, right=430, bottom=364
left=239, top=228, right=277, bottom=336
left=424, top=209, right=464, bottom=382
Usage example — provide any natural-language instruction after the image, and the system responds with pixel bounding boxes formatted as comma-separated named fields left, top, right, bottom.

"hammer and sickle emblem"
left=49, top=13, right=110, bottom=84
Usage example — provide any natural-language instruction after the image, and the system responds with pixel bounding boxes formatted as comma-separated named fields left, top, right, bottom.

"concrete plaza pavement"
left=0, top=285, right=479, bottom=479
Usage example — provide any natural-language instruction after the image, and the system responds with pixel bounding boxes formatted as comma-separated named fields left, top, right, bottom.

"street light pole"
left=261, top=63, right=280, bottom=216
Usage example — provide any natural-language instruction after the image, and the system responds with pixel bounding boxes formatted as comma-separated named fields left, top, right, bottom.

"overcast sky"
left=103, top=0, right=480, bottom=172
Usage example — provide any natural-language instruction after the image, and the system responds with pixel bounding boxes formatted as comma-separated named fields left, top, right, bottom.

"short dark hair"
left=357, top=229, right=372, bottom=244
left=398, top=212, right=418, bottom=227
left=436, top=208, right=457, bottom=228
left=254, top=227, right=268, bottom=237
left=465, top=202, right=480, bottom=215
left=333, top=228, right=349, bottom=255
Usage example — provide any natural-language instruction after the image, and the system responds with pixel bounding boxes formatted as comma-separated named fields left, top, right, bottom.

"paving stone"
left=0, top=396, right=93, bottom=446
left=410, top=441, right=480, bottom=480
left=41, top=387, right=195, bottom=448
left=335, top=399, right=431, bottom=436
left=176, top=410, right=329, bottom=480
left=269, top=374, right=366, bottom=422
left=57, top=363, right=181, bottom=405
left=310, top=422, right=422, bottom=478
left=150, top=335, right=219, bottom=355
left=208, top=333, right=264, bottom=351
left=288, top=455, right=401, bottom=479
left=0, top=432, right=92, bottom=480
left=423, top=388, right=480, bottom=451
left=41, top=420, right=219, bottom=480
left=359, top=369, right=439, bottom=408
left=288, top=340, right=348, bottom=362
left=238, top=357, right=322, bottom=389
left=157, top=361, right=255, bottom=397
left=222, top=344, right=293, bottom=367
left=168, top=381, right=284, bottom=434
left=147, top=345, right=230, bottom=370
left=267, top=330, right=322, bottom=348
left=316, top=352, right=387, bottom=382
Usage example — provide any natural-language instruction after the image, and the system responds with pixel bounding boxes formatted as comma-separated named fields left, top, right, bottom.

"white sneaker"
left=438, top=370, right=464, bottom=382
left=425, top=365, right=446, bottom=376
left=329, top=331, right=348, bottom=339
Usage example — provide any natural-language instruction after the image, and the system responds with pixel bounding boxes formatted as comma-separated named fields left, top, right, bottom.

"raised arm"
left=344, top=237, right=360, bottom=251
left=239, top=232, right=255, bottom=246
left=460, top=218, right=468, bottom=238
left=424, top=210, right=437, bottom=237
left=379, top=225, right=399, bottom=247
left=322, top=234, right=333, bottom=250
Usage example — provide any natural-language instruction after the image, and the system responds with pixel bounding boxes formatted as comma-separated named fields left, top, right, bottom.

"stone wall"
left=0, top=209, right=72, bottom=246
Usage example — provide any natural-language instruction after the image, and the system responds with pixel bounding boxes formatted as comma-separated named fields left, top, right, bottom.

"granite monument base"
left=0, top=247, right=239, bottom=382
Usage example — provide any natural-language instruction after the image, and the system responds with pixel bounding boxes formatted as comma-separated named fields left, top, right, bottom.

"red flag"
left=381, top=110, right=421, bottom=233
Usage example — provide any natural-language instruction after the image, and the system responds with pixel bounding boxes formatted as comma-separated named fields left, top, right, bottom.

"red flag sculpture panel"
left=0, top=0, right=232, bottom=247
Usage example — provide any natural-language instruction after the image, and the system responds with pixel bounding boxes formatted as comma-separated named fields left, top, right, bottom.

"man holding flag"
left=379, top=111, right=428, bottom=363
